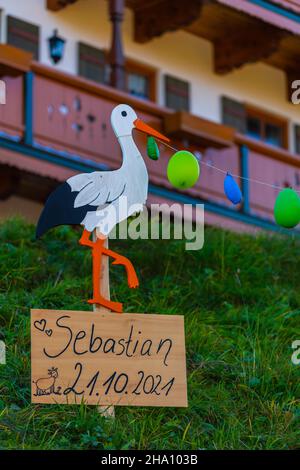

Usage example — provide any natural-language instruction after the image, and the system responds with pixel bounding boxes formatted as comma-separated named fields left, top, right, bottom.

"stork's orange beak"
left=134, top=118, right=170, bottom=143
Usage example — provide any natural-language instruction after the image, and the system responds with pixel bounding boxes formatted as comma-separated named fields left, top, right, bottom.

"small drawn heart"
left=34, top=319, right=46, bottom=332
left=45, top=329, right=52, bottom=337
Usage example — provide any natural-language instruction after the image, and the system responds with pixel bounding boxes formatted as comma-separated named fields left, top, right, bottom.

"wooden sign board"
left=31, top=309, right=188, bottom=408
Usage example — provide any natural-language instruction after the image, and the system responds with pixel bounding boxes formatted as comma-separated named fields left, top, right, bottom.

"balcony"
left=0, top=52, right=300, bottom=233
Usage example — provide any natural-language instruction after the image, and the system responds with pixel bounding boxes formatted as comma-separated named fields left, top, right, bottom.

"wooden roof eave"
left=216, top=0, right=300, bottom=36
left=47, top=0, right=78, bottom=11
left=128, top=0, right=300, bottom=41
left=128, top=0, right=300, bottom=89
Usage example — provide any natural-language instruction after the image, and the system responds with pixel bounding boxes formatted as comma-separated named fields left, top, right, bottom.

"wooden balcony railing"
left=1, top=59, right=300, bottom=230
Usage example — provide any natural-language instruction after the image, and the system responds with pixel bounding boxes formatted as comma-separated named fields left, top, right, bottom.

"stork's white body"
left=66, top=105, right=149, bottom=236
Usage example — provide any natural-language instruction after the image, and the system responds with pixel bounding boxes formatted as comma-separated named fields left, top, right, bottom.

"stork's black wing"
left=36, top=182, right=96, bottom=238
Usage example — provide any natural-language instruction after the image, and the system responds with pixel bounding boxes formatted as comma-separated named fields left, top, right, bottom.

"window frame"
left=245, top=105, right=288, bottom=150
left=6, top=15, right=40, bottom=60
left=125, top=58, right=157, bottom=102
left=77, top=42, right=108, bottom=85
left=165, top=74, right=190, bottom=112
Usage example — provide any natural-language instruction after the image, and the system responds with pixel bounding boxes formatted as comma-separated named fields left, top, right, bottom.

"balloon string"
left=157, top=138, right=300, bottom=194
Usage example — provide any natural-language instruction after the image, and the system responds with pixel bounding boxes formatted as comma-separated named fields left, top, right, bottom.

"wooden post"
left=108, top=0, right=126, bottom=90
left=24, top=71, right=34, bottom=146
left=240, top=144, right=250, bottom=215
left=93, top=232, right=115, bottom=418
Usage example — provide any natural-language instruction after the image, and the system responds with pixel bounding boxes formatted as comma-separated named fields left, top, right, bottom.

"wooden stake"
left=92, top=232, right=115, bottom=418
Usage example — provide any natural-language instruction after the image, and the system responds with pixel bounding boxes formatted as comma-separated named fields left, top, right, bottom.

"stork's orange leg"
left=102, top=248, right=139, bottom=289
left=80, top=230, right=139, bottom=290
left=79, top=229, right=123, bottom=313
left=88, top=242, right=123, bottom=313
left=79, top=228, right=94, bottom=247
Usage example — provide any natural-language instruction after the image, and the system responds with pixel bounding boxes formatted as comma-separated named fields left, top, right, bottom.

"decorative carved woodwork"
left=127, top=0, right=300, bottom=101
left=214, top=26, right=285, bottom=74
left=108, top=0, right=126, bottom=90
left=47, top=0, right=77, bottom=11
left=45, top=0, right=300, bottom=97
left=128, top=0, right=204, bottom=43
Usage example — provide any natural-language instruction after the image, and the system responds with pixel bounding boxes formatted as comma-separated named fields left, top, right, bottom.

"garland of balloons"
left=146, top=136, right=300, bottom=229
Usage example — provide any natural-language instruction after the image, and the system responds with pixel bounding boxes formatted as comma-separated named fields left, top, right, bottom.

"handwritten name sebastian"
left=43, top=315, right=173, bottom=366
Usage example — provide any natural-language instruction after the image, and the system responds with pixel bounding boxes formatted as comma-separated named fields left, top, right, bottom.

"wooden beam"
left=214, top=25, right=285, bottom=74
left=164, top=111, right=235, bottom=149
left=108, top=0, right=126, bottom=90
left=130, top=0, right=204, bottom=43
left=47, top=0, right=78, bottom=12
left=0, top=44, right=32, bottom=77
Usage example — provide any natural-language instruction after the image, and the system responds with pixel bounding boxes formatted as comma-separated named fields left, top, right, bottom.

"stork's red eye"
left=121, top=111, right=127, bottom=117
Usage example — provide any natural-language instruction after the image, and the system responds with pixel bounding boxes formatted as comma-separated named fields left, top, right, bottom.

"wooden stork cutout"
left=36, top=104, right=170, bottom=313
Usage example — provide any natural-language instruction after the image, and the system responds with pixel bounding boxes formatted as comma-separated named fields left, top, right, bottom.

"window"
left=221, top=96, right=287, bottom=149
left=245, top=106, right=287, bottom=149
left=127, top=72, right=148, bottom=98
left=78, top=43, right=108, bottom=84
left=125, top=60, right=156, bottom=101
left=246, top=115, right=260, bottom=140
left=78, top=46, right=156, bottom=101
left=221, top=96, right=246, bottom=133
left=165, top=75, right=190, bottom=111
left=7, top=16, right=39, bottom=60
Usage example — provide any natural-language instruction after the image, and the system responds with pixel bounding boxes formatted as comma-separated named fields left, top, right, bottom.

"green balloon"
left=274, top=188, right=300, bottom=228
left=167, top=151, right=200, bottom=189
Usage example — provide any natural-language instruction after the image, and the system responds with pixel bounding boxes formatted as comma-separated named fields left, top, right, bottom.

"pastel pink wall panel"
left=248, top=151, right=300, bottom=219
left=0, top=76, right=23, bottom=137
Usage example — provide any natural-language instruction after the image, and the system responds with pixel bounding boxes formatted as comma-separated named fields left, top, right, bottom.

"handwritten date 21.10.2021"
left=62, top=363, right=175, bottom=398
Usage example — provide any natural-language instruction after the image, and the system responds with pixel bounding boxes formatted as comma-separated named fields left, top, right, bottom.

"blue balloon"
left=224, top=173, right=242, bottom=205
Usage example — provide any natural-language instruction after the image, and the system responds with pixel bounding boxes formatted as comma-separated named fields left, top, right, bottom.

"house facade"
left=0, top=0, right=300, bottom=232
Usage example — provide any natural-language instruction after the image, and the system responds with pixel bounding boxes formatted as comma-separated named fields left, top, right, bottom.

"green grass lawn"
left=0, top=217, right=299, bottom=450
